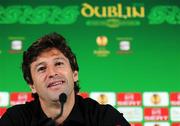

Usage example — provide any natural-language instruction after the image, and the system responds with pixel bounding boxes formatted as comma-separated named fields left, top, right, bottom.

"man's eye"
left=55, top=62, right=64, bottom=66
left=37, top=67, right=46, bottom=72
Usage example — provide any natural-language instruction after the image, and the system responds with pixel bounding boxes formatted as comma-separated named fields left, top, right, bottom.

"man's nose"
left=48, top=66, right=58, bottom=78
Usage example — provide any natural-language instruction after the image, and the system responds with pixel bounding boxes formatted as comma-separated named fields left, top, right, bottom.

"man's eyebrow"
left=34, top=62, right=45, bottom=69
left=54, top=57, right=67, bottom=61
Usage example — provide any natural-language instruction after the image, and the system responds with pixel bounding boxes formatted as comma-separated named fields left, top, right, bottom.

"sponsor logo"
left=120, top=41, right=130, bottom=51
left=96, top=36, right=108, bottom=46
left=0, top=92, right=9, bottom=107
left=170, top=107, right=180, bottom=121
left=144, top=122, right=170, bottom=126
left=9, top=40, right=23, bottom=53
left=90, top=92, right=115, bottom=106
left=0, top=108, right=7, bottom=118
left=130, top=123, right=142, bottom=126
left=144, top=108, right=169, bottom=121
left=116, top=37, right=133, bottom=54
left=172, top=123, right=180, bottom=126
left=8, top=36, right=25, bottom=54
left=11, top=40, right=22, bottom=50
left=170, top=92, right=180, bottom=106
left=117, top=40, right=132, bottom=54
left=117, top=92, right=142, bottom=106
left=93, top=36, right=110, bottom=57
left=10, top=92, right=33, bottom=106
left=81, top=3, right=145, bottom=28
left=143, top=92, right=169, bottom=106
left=118, top=107, right=143, bottom=122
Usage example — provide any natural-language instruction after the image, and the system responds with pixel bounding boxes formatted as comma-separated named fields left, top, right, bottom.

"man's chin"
left=51, top=98, right=60, bottom=103
left=48, top=95, right=59, bottom=102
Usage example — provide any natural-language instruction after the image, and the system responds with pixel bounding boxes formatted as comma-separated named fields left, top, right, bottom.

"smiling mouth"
left=47, top=80, right=65, bottom=88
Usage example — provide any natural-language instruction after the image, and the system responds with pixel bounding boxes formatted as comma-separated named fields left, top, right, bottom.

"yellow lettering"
left=117, top=4, right=123, bottom=17
left=101, top=6, right=107, bottom=17
left=81, top=3, right=94, bottom=17
left=132, top=7, right=145, bottom=17
left=107, top=6, right=118, bottom=17
left=94, top=6, right=102, bottom=17
left=81, top=3, right=145, bottom=19
left=126, top=7, right=131, bottom=18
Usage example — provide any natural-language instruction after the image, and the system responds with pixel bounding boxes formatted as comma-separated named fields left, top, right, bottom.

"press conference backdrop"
left=0, top=0, right=180, bottom=125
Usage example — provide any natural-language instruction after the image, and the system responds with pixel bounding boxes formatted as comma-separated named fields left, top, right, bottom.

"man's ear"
left=29, top=84, right=37, bottom=93
left=73, top=71, right=78, bottom=82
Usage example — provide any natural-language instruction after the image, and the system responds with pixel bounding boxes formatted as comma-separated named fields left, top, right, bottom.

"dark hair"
left=22, top=32, right=80, bottom=98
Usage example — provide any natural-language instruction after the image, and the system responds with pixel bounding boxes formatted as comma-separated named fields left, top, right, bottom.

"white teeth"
left=48, top=81, right=64, bottom=87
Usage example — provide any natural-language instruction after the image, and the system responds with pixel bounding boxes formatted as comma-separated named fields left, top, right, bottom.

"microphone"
left=54, top=93, right=67, bottom=120
left=43, top=93, right=67, bottom=126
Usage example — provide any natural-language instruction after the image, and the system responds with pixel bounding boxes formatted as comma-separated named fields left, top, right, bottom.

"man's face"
left=29, top=48, right=78, bottom=103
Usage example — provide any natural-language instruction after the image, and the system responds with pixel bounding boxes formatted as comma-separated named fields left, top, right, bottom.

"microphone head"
left=59, top=93, right=67, bottom=104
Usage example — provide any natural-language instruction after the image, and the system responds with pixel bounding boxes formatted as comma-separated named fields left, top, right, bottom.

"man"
left=0, top=33, right=130, bottom=126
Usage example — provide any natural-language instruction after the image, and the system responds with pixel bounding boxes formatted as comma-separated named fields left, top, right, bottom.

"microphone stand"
left=43, top=93, right=67, bottom=126
left=54, top=93, right=67, bottom=120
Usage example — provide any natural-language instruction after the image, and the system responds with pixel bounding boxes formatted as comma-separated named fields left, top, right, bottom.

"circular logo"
left=96, top=36, right=108, bottom=46
left=151, top=94, right=161, bottom=105
left=97, top=94, right=108, bottom=104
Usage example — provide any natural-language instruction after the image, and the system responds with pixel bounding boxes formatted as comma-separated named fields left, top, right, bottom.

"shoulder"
left=6, top=99, right=36, bottom=115
left=77, top=95, right=118, bottom=112
left=76, top=95, right=130, bottom=126
left=82, top=96, right=121, bottom=116
left=0, top=100, right=37, bottom=126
